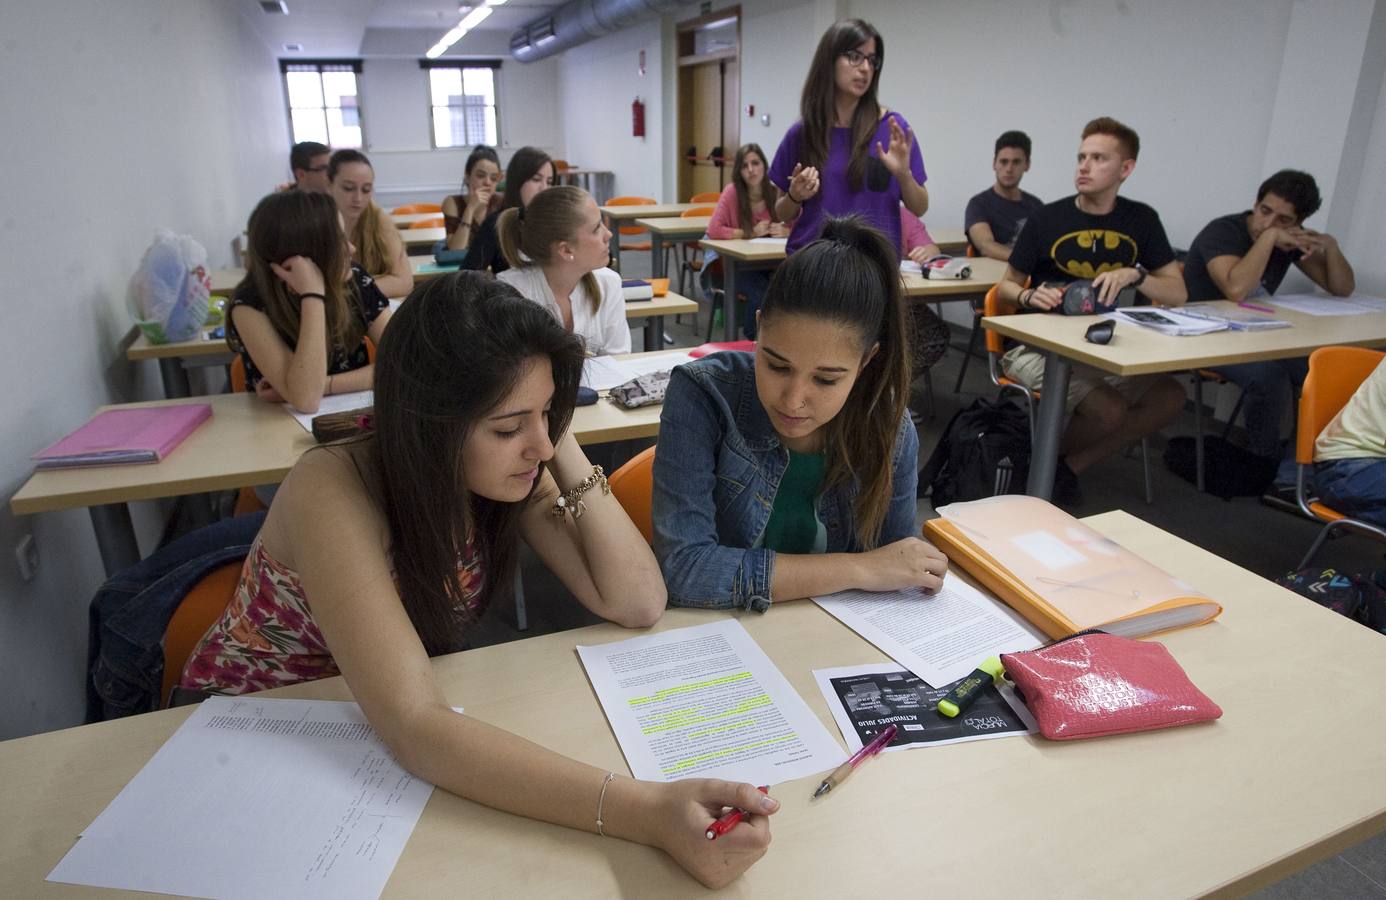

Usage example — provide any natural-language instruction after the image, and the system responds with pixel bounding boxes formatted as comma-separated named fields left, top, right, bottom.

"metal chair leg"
left=953, top=313, right=984, bottom=394
left=1193, top=373, right=1206, bottom=492
left=1140, top=437, right=1154, bottom=505
left=513, top=565, right=528, bottom=632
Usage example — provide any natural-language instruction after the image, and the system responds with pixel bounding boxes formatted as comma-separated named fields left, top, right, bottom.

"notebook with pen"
left=32, top=404, right=212, bottom=469
left=923, top=496, right=1222, bottom=640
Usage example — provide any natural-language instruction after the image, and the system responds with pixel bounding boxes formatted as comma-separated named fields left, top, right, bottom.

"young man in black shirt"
left=1183, top=170, right=1355, bottom=462
left=964, top=131, right=1043, bottom=261
left=997, top=117, right=1187, bottom=504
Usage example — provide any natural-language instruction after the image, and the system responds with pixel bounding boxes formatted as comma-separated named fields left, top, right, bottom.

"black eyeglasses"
left=840, top=49, right=882, bottom=71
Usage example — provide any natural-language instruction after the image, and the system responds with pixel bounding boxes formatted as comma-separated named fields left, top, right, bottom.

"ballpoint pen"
left=1238, top=300, right=1275, bottom=314
left=706, top=786, right=769, bottom=840
left=811, top=723, right=897, bottom=799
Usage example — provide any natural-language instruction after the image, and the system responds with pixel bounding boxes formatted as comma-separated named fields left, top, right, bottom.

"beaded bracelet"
left=552, top=465, right=610, bottom=520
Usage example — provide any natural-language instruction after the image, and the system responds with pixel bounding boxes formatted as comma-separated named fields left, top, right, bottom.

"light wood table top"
left=600, top=202, right=700, bottom=221
left=208, top=268, right=241, bottom=297
left=635, top=216, right=711, bottom=237
left=16, top=350, right=692, bottom=516
left=402, top=227, right=446, bottom=249
left=698, top=236, right=789, bottom=262
left=127, top=329, right=231, bottom=362
left=392, top=212, right=443, bottom=227
left=902, top=255, right=1006, bottom=298
left=931, top=226, right=967, bottom=254
left=4, top=511, right=1384, bottom=897
left=984, top=300, right=1386, bottom=376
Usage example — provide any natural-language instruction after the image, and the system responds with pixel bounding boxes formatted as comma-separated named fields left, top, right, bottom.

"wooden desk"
left=931, top=226, right=967, bottom=255
left=208, top=268, right=241, bottom=297
left=599, top=203, right=700, bottom=271
left=5, top=511, right=1384, bottom=897
left=983, top=300, right=1386, bottom=499
left=636, top=216, right=711, bottom=281
left=699, top=240, right=1006, bottom=341
left=402, top=227, right=446, bottom=251
left=15, top=350, right=688, bottom=576
left=392, top=212, right=442, bottom=228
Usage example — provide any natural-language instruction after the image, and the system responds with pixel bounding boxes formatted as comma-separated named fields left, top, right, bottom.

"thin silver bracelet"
left=595, top=771, right=616, bottom=836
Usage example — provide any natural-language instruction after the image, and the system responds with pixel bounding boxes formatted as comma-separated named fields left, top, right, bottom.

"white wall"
left=0, top=0, right=287, bottom=739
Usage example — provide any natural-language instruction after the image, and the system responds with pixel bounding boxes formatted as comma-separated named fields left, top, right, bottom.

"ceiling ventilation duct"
left=510, top=0, right=698, bottom=62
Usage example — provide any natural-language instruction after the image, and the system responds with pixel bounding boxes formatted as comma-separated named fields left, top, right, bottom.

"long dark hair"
left=238, top=190, right=363, bottom=357
left=799, top=19, right=885, bottom=191
left=732, top=143, right=780, bottom=232
left=499, top=146, right=554, bottom=211
left=496, top=185, right=601, bottom=311
left=759, top=216, right=909, bottom=549
left=366, top=272, right=585, bottom=654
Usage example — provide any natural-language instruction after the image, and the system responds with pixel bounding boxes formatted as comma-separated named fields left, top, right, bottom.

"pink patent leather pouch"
left=1001, top=632, right=1222, bottom=740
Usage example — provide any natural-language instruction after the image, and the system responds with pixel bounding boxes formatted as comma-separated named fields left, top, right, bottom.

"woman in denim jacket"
left=653, top=216, right=948, bottom=610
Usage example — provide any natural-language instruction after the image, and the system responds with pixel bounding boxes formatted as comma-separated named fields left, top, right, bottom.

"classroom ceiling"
left=238, top=0, right=564, bottom=57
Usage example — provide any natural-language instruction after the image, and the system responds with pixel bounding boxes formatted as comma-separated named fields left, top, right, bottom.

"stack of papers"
left=1112, top=308, right=1228, bottom=336
left=1269, top=293, right=1386, bottom=316
left=580, top=352, right=694, bottom=391
left=1178, top=306, right=1291, bottom=331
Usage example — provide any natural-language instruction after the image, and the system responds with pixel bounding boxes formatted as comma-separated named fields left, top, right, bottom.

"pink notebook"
left=33, top=404, right=213, bottom=469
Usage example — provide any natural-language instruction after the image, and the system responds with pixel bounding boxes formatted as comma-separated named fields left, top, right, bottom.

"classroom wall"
left=0, top=0, right=287, bottom=740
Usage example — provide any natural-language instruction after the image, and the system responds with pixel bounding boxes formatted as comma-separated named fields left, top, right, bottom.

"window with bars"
left=423, top=62, right=500, bottom=149
left=281, top=61, right=363, bottom=148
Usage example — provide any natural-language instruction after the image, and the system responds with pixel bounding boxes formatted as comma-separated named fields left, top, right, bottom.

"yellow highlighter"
left=937, top=656, right=1005, bottom=718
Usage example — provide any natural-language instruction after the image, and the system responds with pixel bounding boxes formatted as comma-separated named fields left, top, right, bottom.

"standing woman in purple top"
left=770, top=19, right=927, bottom=256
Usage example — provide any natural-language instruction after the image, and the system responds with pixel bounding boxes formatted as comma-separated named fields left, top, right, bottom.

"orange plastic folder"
left=32, top=404, right=212, bottom=469
left=924, top=496, right=1222, bottom=640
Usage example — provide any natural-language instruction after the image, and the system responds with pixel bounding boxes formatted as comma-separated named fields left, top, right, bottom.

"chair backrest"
left=160, top=559, right=244, bottom=705
left=552, top=159, right=573, bottom=173
left=690, top=191, right=722, bottom=203
left=966, top=243, right=977, bottom=258
left=682, top=205, right=716, bottom=218
left=608, top=446, right=656, bottom=543
left=410, top=217, right=445, bottom=229
left=392, top=203, right=443, bottom=215
left=982, top=284, right=1008, bottom=356
left=1296, top=346, right=1385, bottom=464
left=605, top=196, right=656, bottom=236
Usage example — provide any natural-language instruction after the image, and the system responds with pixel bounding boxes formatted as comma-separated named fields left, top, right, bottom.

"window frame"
left=279, top=59, right=366, bottom=149
left=419, top=59, right=503, bottom=151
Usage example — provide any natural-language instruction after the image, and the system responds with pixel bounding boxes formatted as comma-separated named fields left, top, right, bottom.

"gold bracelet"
left=552, top=465, right=609, bottom=520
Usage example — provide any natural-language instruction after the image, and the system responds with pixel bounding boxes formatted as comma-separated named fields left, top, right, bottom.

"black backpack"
left=1163, top=436, right=1277, bottom=500
left=920, top=398, right=1032, bottom=506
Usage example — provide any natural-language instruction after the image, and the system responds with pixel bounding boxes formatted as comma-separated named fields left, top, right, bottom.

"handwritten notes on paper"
left=577, top=619, right=843, bottom=785
left=48, top=697, right=437, bottom=900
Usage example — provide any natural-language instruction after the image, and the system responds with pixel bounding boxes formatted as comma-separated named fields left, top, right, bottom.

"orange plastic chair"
left=609, top=446, right=656, bottom=544
left=552, top=159, right=573, bottom=173
left=690, top=191, right=722, bottom=203
left=392, top=203, right=443, bottom=215
left=983, top=285, right=1153, bottom=503
left=160, top=559, right=244, bottom=706
left=604, top=196, right=657, bottom=252
left=1293, top=346, right=1386, bottom=568
left=409, top=217, right=445, bottom=229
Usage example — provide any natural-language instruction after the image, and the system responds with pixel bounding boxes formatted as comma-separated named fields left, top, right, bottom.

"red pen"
left=705, top=786, right=769, bottom=840
left=1238, top=300, right=1276, bottom=314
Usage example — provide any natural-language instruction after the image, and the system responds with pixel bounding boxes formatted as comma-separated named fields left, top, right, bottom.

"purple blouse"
left=769, top=112, right=927, bottom=256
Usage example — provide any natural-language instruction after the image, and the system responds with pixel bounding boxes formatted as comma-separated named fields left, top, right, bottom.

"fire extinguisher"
left=632, top=97, right=645, bottom=138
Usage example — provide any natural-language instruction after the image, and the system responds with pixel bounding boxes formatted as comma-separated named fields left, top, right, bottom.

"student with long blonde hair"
left=329, top=149, right=414, bottom=299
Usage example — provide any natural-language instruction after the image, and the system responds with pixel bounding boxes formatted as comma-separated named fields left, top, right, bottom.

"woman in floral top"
left=182, top=272, right=777, bottom=888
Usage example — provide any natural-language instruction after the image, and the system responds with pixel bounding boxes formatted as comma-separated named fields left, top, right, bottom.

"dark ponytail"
left=760, top=215, right=910, bottom=549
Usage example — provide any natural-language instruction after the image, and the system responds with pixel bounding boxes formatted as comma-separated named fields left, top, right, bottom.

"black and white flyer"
left=813, top=662, right=1037, bottom=753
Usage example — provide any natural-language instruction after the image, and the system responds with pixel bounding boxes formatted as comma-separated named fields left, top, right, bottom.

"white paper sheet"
left=812, top=662, right=1037, bottom=753
left=580, top=353, right=695, bottom=391
left=49, top=697, right=438, bottom=900
left=813, top=577, right=1044, bottom=687
left=576, top=619, right=844, bottom=784
left=1269, top=292, right=1386, bottom=316
left=285, top=389, right=374, bottom=432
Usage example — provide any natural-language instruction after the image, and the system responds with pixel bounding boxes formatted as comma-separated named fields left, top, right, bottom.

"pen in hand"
left=812, top=723, right=898, bottom=799
left=706, top=786, right=769, bottom=840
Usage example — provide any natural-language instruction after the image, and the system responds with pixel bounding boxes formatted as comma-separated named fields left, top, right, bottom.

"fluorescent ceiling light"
left=426, top=2, right=498, bottom=58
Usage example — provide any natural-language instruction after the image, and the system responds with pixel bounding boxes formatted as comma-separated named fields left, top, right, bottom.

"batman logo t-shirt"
left=1009, top=195, right=1175, bottom=292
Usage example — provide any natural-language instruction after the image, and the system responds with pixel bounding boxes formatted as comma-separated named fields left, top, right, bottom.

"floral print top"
left=180, top=534, right=484, bottom=695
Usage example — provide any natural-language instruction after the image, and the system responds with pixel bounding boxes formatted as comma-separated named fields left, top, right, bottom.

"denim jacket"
left=652, top=352, right=918, bottom=612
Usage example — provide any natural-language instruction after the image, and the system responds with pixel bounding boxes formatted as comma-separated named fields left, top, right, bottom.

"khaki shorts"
left=1001, top=345, right=1164, bottom=414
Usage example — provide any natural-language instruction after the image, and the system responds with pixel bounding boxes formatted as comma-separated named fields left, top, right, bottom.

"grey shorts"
left=1001, top=345, right=1165, bottom=414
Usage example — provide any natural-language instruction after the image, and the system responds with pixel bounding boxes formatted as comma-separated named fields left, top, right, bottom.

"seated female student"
left=652, top=217, right=948, bottom=610
left=496, top=185, right=630, bottom=356
left=441, top=145, right=502, bottom=251
left=328, top=149, right=414, bottom=299
left=462, top=146, right=555, bottom=275
left=182, top=273, right=777, bottom=888
left=900, top=206, right=941, bottom=263
left=228, top=190, right=392, bottom=414
left=705, top=143, right=794, bottom=339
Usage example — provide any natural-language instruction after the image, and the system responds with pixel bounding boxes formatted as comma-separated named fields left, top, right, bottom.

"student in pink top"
left=704, top=144, right=796, bottom=339
left=899, top=206, right=941, bottom=263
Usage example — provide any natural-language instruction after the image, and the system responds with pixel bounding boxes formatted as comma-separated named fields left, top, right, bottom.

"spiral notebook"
left=33, top=404, right=212, bottom=469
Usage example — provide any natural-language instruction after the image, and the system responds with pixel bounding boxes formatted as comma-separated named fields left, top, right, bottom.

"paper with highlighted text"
left=577, top=619, right=844, bottom=784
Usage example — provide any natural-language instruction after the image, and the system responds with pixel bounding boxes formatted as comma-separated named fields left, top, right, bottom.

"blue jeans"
left=1207, top=357, right=1308, bottom=458
left=1315, top=458, right=1386, bottom=529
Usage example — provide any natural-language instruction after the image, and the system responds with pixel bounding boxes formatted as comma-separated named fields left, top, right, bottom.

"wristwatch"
left=1131, top=263, right=1148, bottom=288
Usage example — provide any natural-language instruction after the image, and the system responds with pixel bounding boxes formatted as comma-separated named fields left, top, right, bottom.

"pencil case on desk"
left=310, top=407, right=374, bottom=443
left=1001, top=631, right=1222, bottom=740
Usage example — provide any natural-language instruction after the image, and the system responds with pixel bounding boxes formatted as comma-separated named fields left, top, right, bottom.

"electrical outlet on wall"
left=15, top=533, right=38, bottom=582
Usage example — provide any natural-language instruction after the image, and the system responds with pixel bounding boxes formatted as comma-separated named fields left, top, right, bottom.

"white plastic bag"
left=128, top=230, right=212, bottom=343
